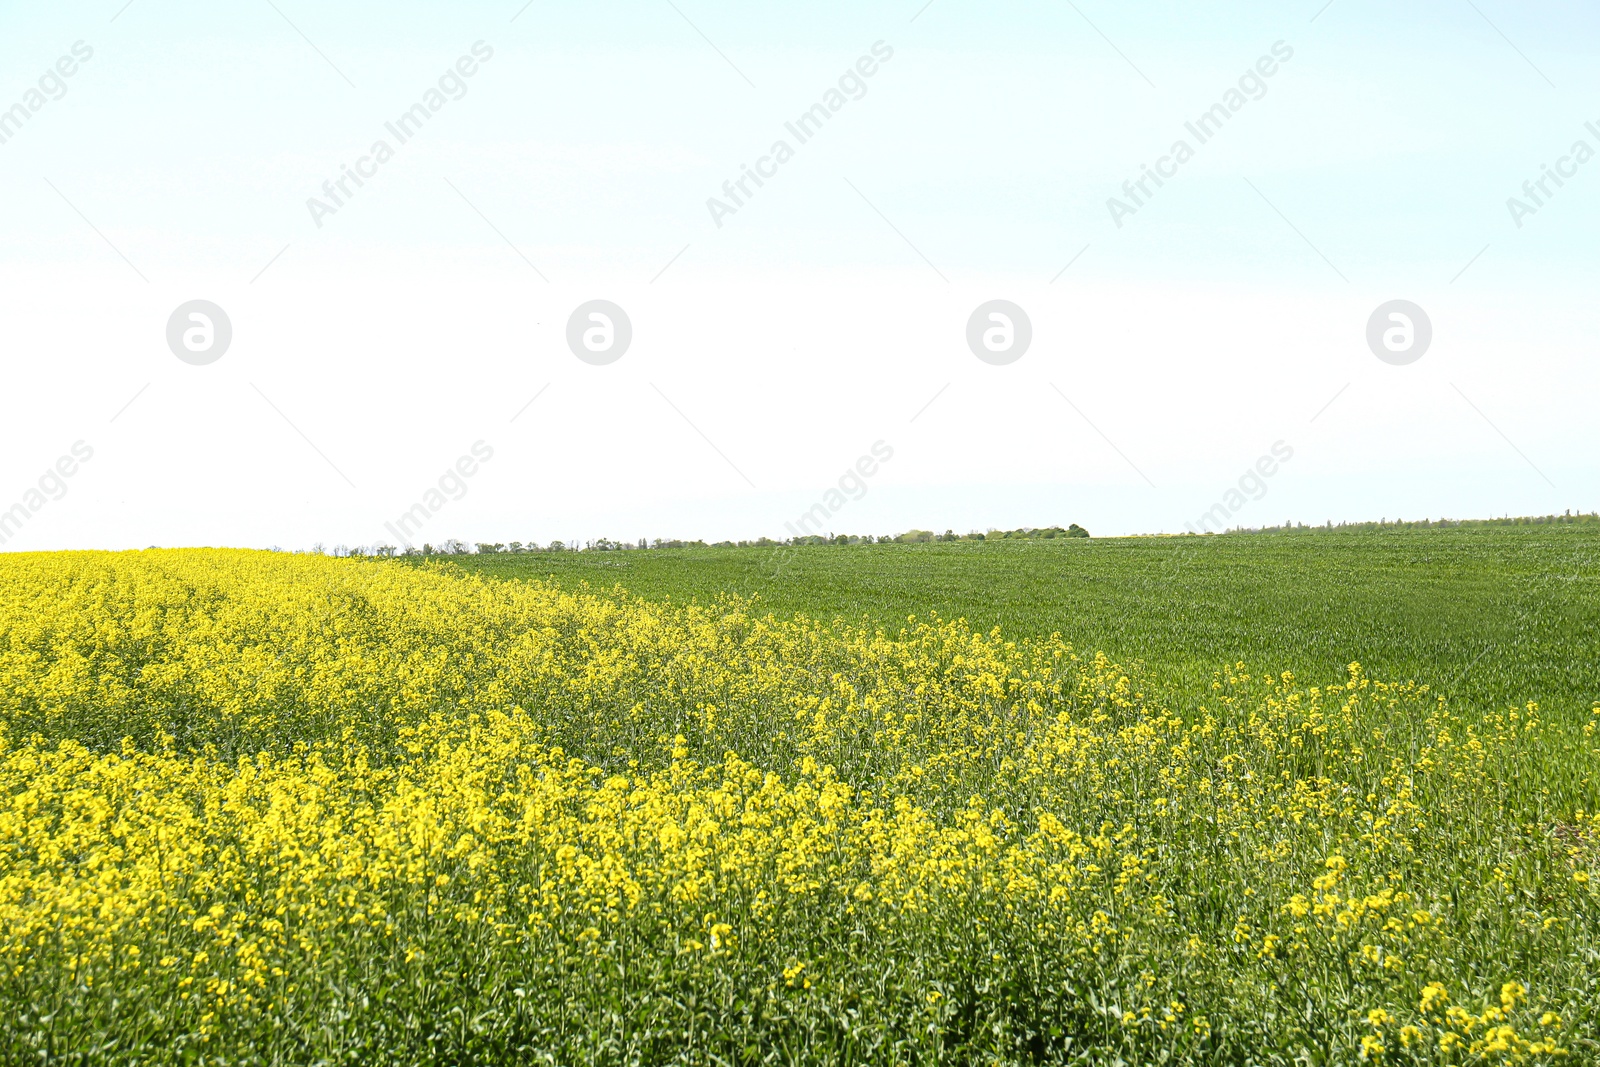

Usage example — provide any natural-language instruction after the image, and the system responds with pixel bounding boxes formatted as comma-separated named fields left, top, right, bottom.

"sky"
left=1, top=0, right=1597, bottom=550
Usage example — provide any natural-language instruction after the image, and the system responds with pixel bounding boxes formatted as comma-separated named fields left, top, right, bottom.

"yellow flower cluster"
left=0, top=550, right=1595, bottom=1064
left=1356, top=981, right=1567, bottom=1061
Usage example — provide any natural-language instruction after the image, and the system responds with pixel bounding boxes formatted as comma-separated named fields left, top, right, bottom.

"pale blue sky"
left=1, top=1, right=1597, bottom=547
left=4, top=0, right=1596, bottom=275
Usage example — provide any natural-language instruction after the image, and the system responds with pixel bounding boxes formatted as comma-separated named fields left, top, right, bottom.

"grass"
left=2, top=538, right=1597, bottom=1064
left=442, top=524, right=1600, bottom=722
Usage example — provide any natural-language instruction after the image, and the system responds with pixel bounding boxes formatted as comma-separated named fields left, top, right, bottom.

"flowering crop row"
left=1, top=550, right=1596, bottom=1064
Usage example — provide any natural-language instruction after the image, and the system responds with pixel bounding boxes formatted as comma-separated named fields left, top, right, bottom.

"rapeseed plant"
left=0, top=550, right=1595, bottom=1064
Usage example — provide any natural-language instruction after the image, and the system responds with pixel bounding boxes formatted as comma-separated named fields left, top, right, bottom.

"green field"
left=443, top=524, right=1600, bottom=721
left=5, top=532, right=1599, bottom=1064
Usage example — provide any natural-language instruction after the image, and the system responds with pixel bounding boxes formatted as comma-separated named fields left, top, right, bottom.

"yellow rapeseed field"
left=1, top=550, right=1596, bottom=1064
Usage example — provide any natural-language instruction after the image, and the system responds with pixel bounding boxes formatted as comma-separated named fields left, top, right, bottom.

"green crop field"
left=4, top=528, right=1599, bottom=1064
left=443, top=523, right=1600, bottom=723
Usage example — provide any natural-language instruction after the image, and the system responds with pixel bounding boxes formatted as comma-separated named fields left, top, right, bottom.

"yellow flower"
left=1419, top=982, right=1448, bottom=1013
left=0, top=548, right=1591, bottom=1057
